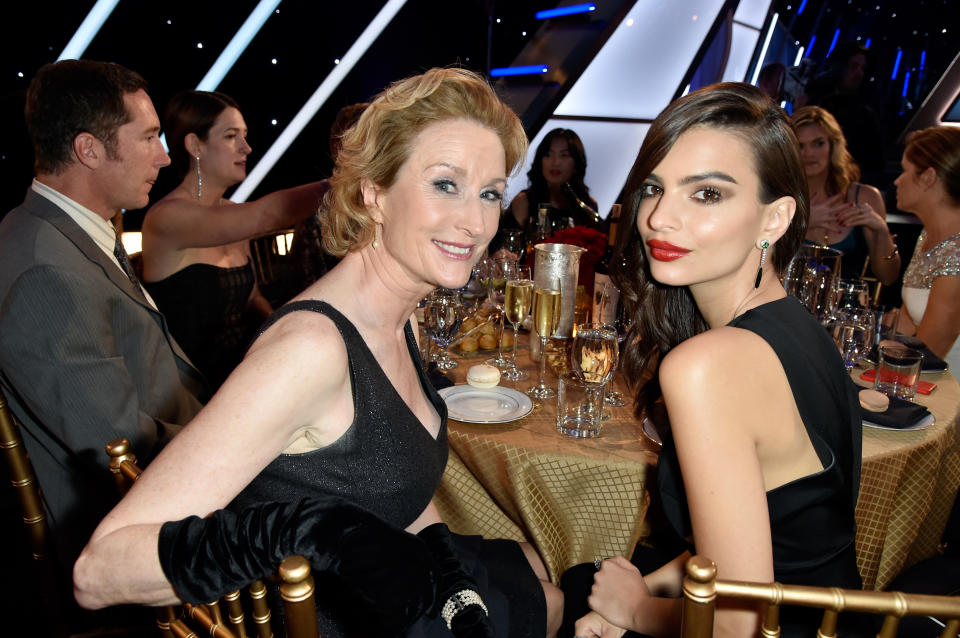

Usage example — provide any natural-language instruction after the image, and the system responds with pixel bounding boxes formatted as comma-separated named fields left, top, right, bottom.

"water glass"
left=423, top=288, right=463, bottom=371
left=833, top=320, right=869, bottom=370
left=875, top=344, right=923, bottom=400
left=556, top=373, right=604, bottom=438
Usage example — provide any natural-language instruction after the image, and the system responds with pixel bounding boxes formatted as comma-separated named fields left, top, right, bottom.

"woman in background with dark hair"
left=506, top=127, right=602, bottom=232
left=142, top=90, right=325, bottom=389
left=574, top=83, right=862, bottom=638
left=894, top=126, right=960, bottom=372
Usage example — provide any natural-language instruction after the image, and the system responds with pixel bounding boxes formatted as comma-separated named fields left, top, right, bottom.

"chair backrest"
left=106, top=438, right=320, bottom=638
left=681, top=555, right=960, bottom=638
left=0, top=384, right=70, bottom=636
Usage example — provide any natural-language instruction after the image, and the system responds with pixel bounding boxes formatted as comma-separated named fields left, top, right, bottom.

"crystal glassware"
left=833, top=319, right=870, bottom=370
left=423, top=288, right=463, bottom=371
left=502, top=265, right=533, bottom=381
left=571, top=323, right=619, bottom=420
left=486, top=255, right=517, bottom=370
left=526, top=285, right=562, bottom=399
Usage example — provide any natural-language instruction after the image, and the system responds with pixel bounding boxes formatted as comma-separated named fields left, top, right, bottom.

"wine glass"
left=571, top=323, right=619, bottom=419
left=499, top=228, right=526, bottom=261
left=458, top=259, right=488, bottom=315
left=423, top=288, right=463, bottom=371
left=833, top=319, right=870, bottom=370
left=604, top=311, right=632, bottom=407
left=486, top=256, right=517, bottom=370
left=503, top=265, right=533, bottom=381
left=526, top=285, right=562, bottom=398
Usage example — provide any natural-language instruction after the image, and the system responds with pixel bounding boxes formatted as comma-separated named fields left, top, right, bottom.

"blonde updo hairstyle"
left=322, top=67, right=527, bottom=256
left=790, top=105, right=861, bottom=196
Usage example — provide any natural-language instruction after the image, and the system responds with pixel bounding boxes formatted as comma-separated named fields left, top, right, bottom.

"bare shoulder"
left=854, top=183, right=885, bottom=211
left=659, top=327, right=784, bottom=434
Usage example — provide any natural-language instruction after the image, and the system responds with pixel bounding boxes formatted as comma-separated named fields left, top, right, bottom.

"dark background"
left=1, top=0, right=956, bottom=225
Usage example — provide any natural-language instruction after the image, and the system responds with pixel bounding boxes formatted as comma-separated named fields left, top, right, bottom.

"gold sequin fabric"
left=902, top=230, right=960, bottom=289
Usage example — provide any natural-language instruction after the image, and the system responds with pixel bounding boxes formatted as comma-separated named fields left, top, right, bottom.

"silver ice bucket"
left=533, top=243, right=586, bottom=338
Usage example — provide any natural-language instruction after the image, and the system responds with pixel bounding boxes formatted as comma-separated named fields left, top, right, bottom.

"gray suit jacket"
left=0, top=189, right=207, bottom=568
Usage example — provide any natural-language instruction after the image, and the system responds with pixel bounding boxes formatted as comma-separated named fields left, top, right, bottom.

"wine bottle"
left=525, top=203, right=551, bottom=266
left=592, top=204, right=622, bottom=327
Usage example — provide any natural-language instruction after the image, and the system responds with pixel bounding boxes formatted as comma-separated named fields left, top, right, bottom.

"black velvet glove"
left=417, top=523, right=495, bottom=638
left=158, top=496, right=438, bottom=631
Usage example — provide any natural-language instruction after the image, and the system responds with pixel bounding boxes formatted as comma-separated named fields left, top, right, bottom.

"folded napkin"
left=865, top=336, right=948, bottom=372
left=860, top=394, right=931, bottom=429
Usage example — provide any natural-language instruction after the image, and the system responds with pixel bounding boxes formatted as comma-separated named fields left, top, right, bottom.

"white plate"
left=863, top=413, right=935, bottom=431
left=439, top=385, right=534, bottom=424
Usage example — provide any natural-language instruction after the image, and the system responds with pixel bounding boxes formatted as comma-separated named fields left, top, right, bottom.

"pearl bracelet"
left=441, top=589, right=489, bottom=630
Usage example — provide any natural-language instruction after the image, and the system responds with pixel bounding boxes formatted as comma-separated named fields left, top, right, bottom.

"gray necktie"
left=113, top=232, right=140, bottom=288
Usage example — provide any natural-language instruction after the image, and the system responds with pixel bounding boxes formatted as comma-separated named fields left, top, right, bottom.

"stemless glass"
left=571, top=323, right=620, bottom=420
left=486, top=256, right=517, bottom=370
left=526, top=285, right=562, bottom=398
left=503, top=265, right=533, bottom=381
left=423, top=288, right=463, bottom=371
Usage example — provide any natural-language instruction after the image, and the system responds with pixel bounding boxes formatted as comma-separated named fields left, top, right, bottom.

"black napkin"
left=866, top=336, right=949, bottom=372
left=860, top=393, right=931, bottom=429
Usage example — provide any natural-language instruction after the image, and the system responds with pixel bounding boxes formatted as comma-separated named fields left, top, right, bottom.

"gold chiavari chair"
left=0, top=384, right=70, bottom=636
left=681, top=555, right=960, bottom=638
left=106, top=438, right=320, bottom=638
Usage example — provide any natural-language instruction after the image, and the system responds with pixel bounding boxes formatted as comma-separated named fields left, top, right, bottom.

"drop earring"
left=195, top=156, right=203, bottom=200
left=372, top=222, right=381, bottom=249
left=754, top=240, right=769, bottom=289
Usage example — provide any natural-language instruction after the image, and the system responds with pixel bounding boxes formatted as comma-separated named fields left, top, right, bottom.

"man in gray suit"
left=0, top=60, right=207, bottom=574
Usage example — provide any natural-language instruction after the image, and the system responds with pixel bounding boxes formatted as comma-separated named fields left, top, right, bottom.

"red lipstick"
left=646, top=239, right=690, bottom=261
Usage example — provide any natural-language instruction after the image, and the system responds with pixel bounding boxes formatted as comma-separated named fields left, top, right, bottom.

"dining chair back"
left=681, top=555, right=960, bottom=638
left=0, top=383, right=70, bottom=636
left=106, top=438, right=320, bottom=638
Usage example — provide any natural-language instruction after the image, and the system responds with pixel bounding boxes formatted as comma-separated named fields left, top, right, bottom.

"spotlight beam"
left=57, top=0, right=121, bottom=60
left=232, top=0, right=407, bottom=202
left=196, top=0, right=282, bottom=91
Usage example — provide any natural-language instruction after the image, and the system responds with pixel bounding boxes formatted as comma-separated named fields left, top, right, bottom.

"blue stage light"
left=490, top=65, right=549, bottom=77
left=826, top=29, right=840, bottom=58
left=536, top=3, right=596, bottom=20
left=891, top=48, right=902, bottom=80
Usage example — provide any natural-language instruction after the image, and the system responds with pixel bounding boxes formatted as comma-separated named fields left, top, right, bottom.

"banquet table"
left=433, top=345, right=960, bottom=590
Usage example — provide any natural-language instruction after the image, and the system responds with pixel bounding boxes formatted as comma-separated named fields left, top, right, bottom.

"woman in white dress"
left=894, top=126, right=960, bottom=372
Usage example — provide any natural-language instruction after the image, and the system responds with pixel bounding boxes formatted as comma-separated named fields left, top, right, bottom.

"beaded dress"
left=901, top=230, right=960, bottom=372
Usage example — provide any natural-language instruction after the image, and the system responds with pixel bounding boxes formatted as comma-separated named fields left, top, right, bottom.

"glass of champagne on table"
left=571, top=323, right=619, bottom=417
left=423, top=288, right=463, bottom=371
left=486, top=256, right=516, bottom=370
left=503, top=265, right=533, bottom=381
left=526, top=284, right=562, bottom=398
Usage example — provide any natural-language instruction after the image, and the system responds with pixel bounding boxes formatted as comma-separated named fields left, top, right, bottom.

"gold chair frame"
left=681, top=555, right=960, bottom=638
left=106, top=438, right=320, bottom=638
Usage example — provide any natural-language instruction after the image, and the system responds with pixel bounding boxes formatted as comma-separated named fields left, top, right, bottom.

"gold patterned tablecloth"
left=435, top=349, right=960, bottom=589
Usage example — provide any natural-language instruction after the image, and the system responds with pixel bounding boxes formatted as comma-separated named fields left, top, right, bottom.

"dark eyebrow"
left=678, top=172, right=739, bottom=186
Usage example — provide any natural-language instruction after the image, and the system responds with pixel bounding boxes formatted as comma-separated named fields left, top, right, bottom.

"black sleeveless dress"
left=230, top=300, right=545, bottom=637
left=657, top=296, right=864, bottom=636
left=145, top=261, right=257, bottom=390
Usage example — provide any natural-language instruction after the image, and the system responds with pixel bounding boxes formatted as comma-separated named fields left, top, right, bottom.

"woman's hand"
left=587, top=556, right=648, bottom=631
left=835, top=200, right=886, bottom=233
left=574, top=610, right=627, bottom=638
left=807, top=193, right=847, bottom=238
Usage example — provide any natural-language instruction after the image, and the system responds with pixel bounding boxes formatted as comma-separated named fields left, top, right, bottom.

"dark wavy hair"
left=611, top=82, right=809, bottom=418
left=524, top=128, right=591, bottom=208
left=25, top=59, right=148, bottom=175
left=163, top=90, right=241, bottom=179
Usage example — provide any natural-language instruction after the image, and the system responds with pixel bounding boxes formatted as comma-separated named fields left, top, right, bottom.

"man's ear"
left=73, top=133, right=102, bottom=169
left=360, top=178, right=384, bottom=223
left=762, top=196, right=796, bottom=243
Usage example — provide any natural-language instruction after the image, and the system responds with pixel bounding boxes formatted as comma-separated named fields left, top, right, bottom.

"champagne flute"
left=526, top=285, right=562, bottom=398
left=571, top=323, right=619, bottom=421
left=486, top=256, right=516, bottom=370
left=503, top=265, right=533, bottom=381
left=423, top=288, right=463, bottom=371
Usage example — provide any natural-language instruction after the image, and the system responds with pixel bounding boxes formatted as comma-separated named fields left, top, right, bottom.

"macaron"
left=859, top=388, right=890, bottom=412
left=466, top=364, right=501, bottom=389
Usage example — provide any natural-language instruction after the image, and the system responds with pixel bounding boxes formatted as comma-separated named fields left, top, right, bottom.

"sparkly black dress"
left=231, top=300, right=545, bottom=637
left=145, top=261, right=257, bottom=390
left=657, top=297, right=864, bottom=636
